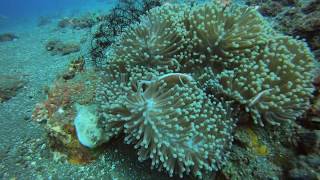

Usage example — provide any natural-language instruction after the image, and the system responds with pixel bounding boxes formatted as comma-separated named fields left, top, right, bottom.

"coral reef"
left=92, top=1, right=316, bottom=178
left=105, top=1, right=315, bottom=125
left=45, top=40, right=80, bottom=56
left=220, top=121, right=293, bottom=179
left=32, top=1, right=318, bottom=179
left=303, top=75, right=320, bottom=130
left=0, top=33, right=18, bottom=42
left=285, top=128, right=320, bottom=179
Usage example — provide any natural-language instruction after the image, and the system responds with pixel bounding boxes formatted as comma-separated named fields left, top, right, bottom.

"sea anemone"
left=112, top=4, right=188, bottom=71
left=116, top=73, right=235, bottom=178
left=214, top=36, right=316, bottom=125
left=94, top=1, right=316, bottom=178
left=187, top=2, right=270, bottom=70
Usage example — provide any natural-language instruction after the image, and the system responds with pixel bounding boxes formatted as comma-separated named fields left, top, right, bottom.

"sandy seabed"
left=0, top=15, right=179, bottom=180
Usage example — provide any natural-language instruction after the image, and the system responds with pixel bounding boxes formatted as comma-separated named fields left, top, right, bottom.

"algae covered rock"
left=32, top=64, right=99, bottom=164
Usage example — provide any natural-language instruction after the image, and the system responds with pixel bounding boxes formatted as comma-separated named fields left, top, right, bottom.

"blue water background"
left=0, top=0, right=248, bottom=32
left=0, top=0, right=116, bottom=31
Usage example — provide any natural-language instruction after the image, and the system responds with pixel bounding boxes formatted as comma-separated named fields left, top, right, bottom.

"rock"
left=245, top=0, right=320, bottom=60
left=302, top=0, right=320, bottom=13
left=0, top=33, right=18, bottom=42
left=45, top=40, right=80, bottom=56
left=23, top=115, right=30, bottom=121
left=59, top=43, right=80, bottom=55
left=308, top=117, right=320, bottom=130
left=45, top=40, right=59, bottom=51
left=297, top=130, right=320, bottom=154
left=58, top=16, right=95, bottom=29
left=0, top=75, right=25, bottom=102
left=62, top=56, right=85, bottom=80
left=62, top=72, right=75, bottom=80
left=259, top=1, right=283, bottom=17
left=31, top=70, right=99, bottom=164
left=277, top=0, right=320, bottom=59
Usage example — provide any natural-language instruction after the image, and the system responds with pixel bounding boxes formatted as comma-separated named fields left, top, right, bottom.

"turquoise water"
left=0, top=0, right=116, bottom=30
left=0, top=0, right=115, bottom=18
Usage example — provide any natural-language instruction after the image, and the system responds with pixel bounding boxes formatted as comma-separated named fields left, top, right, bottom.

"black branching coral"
left=93, top=1, right=316, bottom=179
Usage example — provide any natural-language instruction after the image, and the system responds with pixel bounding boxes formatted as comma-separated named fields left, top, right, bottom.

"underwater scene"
left=0, top=0, right=319, bottom=179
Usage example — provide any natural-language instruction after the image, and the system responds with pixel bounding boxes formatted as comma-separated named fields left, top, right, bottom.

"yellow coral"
left=246, top=128, right=268, bottom=156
